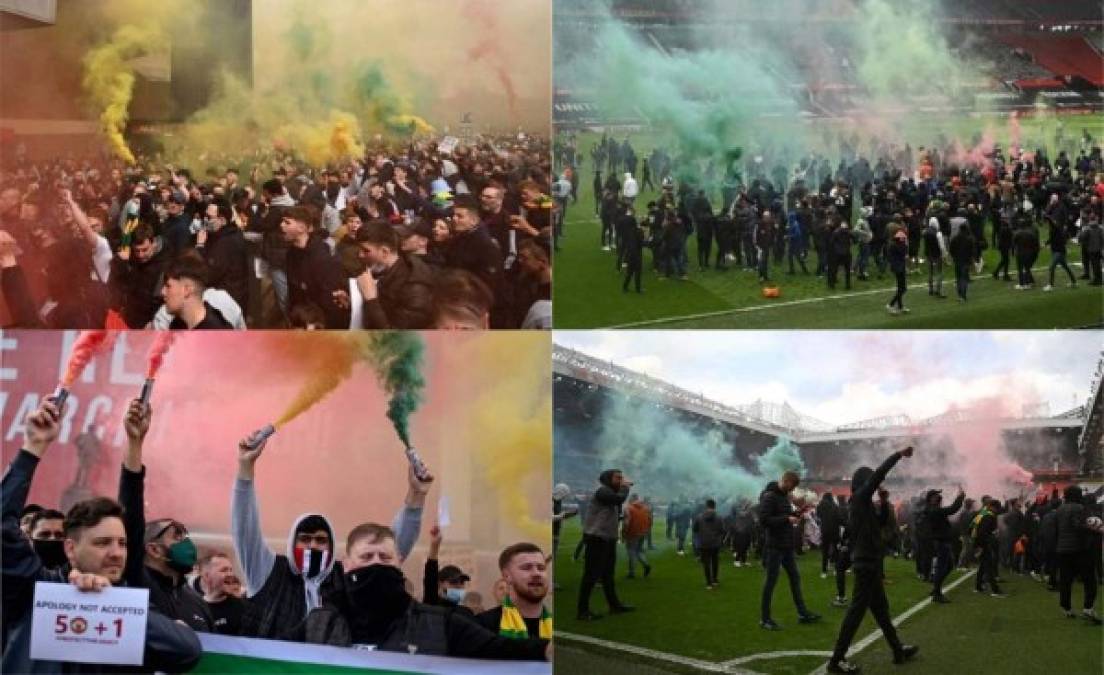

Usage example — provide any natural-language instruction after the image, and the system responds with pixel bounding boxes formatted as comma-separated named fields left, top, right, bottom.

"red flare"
left=146, top=332, right=177, bottom=379
left=61, top=330, right=114, bottom=387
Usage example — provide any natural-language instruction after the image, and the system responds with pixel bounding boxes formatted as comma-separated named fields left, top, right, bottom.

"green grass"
left=552, top=117, right=1104, bottom=329
left=553, top=518, right=1103, bottom=675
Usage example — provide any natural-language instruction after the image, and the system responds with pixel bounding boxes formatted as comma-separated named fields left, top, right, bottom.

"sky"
left=554, top=331, right=1101, bottom=426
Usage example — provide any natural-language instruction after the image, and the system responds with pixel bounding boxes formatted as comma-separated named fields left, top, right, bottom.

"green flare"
left=363, top=332, right=426, bottom=448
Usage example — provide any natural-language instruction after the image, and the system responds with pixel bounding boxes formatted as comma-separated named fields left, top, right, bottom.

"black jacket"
left=304, top=597, right=546, bottom=660
left=160, top=213, right=193, bottom=259
left=693, top=508, right=726, bottom=549
left=2, top=451, right=201, bottom=673
left=445, top=225, right=503, bottom=297
left=110, top=245, right=169, bottom=328
left=117, top=465, right=214, bottom=631
left=1056, top=501, right=1090, bottom=554
left=949, top=230, right=974, bottom=265
left=201, top=223, right=249, bottom=311
left=848, top=451, right=904, bottom=565
left=286, top=235, right=351, bottom=329
left=817, top=497, right=842, bottom=540
left=362, top=254, right=436, bottom=329
left=758, top=482, right=795, bottom=550
left=925, top=493, right=965, bottom=541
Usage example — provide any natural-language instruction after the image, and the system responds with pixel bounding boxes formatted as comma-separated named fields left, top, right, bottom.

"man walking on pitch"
left=577, top=469, right=635, bottom=620
left=759, top=470, right=821, bottom=630
left=827, top=447, right=919, bottom=673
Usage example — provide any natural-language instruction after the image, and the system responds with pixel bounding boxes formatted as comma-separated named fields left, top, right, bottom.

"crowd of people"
left=4, top=397, right=552, bottom=671
left=556, top=129, right=1104, bottom=311
left=564, top=446, right=1103, bottom=673
left=0, top=134, right=553, bottom=330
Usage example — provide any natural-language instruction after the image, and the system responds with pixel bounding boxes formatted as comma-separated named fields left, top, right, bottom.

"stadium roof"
left=553, top=343, right=1088, bottom=443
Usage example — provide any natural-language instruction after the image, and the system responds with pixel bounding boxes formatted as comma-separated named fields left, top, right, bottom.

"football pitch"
left=552, top=519, right=1104, bottom=675
left=552, top=116, right=1104, bottom=329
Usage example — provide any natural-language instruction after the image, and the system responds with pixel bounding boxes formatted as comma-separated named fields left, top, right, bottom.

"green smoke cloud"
left=595, top=394, right=806, bottom=501
left=363, top=331, right=426, bottom=448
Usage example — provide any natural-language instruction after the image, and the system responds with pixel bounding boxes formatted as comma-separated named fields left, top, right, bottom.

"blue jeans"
left=1048, top=250, right=1075, bottom=286
left=626, top=537, right=649, bottom=576
left=270, top=267, right=289, bottom=317
left=761, top=548, right=810, bottom=622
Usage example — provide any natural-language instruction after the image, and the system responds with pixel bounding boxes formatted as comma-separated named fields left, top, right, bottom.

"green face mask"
left=165, top=537, right=198, bottom=573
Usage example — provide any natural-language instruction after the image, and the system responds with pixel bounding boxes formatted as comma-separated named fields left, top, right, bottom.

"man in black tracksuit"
left=577, top=469, right=634, bottom=620
left=827, top=447, right=919, bottom=674
left=924, top=488, right=965, bottom=602
left=972, top=498, right=1003, bottom=596
left=758, top=471, right=820, bottom=630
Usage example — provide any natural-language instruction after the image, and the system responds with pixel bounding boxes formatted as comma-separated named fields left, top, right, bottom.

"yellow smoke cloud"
left=82, top=23, right=163, bottom=164
left=274, top=333, right=359, bottom=428
left=277, top=111, right=366, bottom=168
left=461, top=334, right=552, bottom=545
left=387, top=114, right=436, bottom=137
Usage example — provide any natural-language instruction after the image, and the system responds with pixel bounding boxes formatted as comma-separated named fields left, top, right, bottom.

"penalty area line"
left=556, top=630, right=762, bottom=674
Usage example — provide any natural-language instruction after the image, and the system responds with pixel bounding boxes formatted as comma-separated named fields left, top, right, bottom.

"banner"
left=195, top=633, right=550, bottom=674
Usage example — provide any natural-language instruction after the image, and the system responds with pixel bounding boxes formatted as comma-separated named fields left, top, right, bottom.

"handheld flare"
left=138, top=378, right=155, bottom=407
left=51, top=386, right=70, bottom=412
left=404, top=446, right=432, bottom=482
left=243, top=424, right=276, bottom=451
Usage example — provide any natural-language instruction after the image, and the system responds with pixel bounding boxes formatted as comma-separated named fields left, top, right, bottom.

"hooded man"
left=577, top=469, right=634, bottom=621
left=303, top=523, right=549, bottom=660
left=231, top=427, right=427, bottom=640
left=694, top=498, right=726, bottom=589
left=2, top=399, right=202, bottom=673
left=1055, top=485, right=1101, bottom=623
left=759, top=470, right=820, bottom=630
left=924, top=487, right=965, bottom=603
left=827, top=447, right=919, bottom=674
left=818, top=492, right=841, bottom=578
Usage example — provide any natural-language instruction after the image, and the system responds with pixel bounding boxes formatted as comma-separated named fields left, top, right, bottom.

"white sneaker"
left=887, top=304, right=900, bottom=315
left=901, top=307, right=911, bottom=314
left=1043, top=285, right=1053, bottom=292
left=821, top=572, right=828, bottom=579
left=1014, top=284, right=1024, bottom=290
left=602, top=246, right=611, bottom=251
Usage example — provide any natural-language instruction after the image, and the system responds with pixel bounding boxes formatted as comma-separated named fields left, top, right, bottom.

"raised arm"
left=394, top=465, right=430, bottom=561
left=63, top=189, right=100, bottom=247
left=232, top=430, right=277, bottom=596
left=118, top=398, right=152, bottom=587
left=854, top=446, right=912, bottom=502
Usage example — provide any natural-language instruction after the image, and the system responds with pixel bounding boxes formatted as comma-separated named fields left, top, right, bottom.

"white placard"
left=437, top=495, right=451, bottom=529
left=30, top=582, right=149, bottom=666
left=438, top=136, right=460, bottom=155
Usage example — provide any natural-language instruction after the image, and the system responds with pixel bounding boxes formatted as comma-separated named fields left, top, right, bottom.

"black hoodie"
left=848, top=451, right=904, bottom=565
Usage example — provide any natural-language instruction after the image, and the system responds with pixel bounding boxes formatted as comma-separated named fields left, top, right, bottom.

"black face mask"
left=33, top=539, right=68, bottom=569
left=344, top=565, right=410, bottom=641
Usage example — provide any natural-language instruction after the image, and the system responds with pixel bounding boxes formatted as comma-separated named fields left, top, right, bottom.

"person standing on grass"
left=758, top=471, right=821, bottom=631
left=622, top=494, right=652, bottom=579
left=827, top=447, right=919, bottom=674
left=948, top=224, right=975, bottom=302
left=577, top=469, right=635, bottom=621
left=971, top=497, right=1005, bottom=598
left=694, top=499, right=725, bottom=590
left=886, top=230, right=910, bottom=315
left=924, top=487, right=965, bottom=603
left=1055, top=485, right=1102, bottom=624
